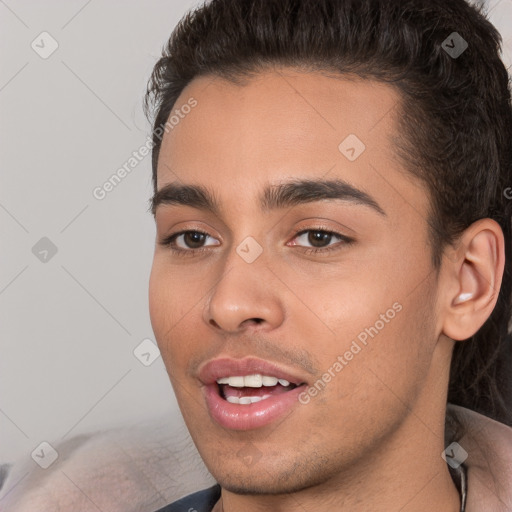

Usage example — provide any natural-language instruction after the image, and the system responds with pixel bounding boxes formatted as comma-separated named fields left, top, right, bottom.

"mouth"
left=199, top=358, right=309, bottom=431
left=216, top=374, right=301, bottom=405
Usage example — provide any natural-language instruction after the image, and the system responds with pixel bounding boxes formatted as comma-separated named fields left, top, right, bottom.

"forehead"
left=156, top=68, right=427, bottom=219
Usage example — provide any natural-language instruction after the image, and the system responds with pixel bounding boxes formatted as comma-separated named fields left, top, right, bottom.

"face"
left=149, top=69, right=449, bottom=494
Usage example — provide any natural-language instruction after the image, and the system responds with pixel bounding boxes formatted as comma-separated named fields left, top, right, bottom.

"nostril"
left=207, top=317, right=265, bottom=331
left=246, top=318, right=264, bottom=325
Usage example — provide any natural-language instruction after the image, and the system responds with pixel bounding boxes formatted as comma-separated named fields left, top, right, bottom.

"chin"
left=207, top=458, right=332, bottom=496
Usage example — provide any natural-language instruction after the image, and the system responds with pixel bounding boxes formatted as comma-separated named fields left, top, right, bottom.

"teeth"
left=226, top=395, right=271, bottom=405
left=216, top=374, right=293, bottom=388
left=243, top=374, right=263, bottom=387
left=228, top=376, right=245, bottom=387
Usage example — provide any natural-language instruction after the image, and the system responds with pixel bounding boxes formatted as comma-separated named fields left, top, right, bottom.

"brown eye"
left=164, top=230, right=220, bottom=251
left=182, top=231, right=207, bottom=249
left=294, top=229, right=338, bottom=248
left=289, top=228, right=354, bottom=254
left=307, top=231, right=333, bottom=247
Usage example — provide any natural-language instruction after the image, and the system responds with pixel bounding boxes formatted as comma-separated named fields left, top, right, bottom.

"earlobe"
left=442, top=219, right=505, bottom=341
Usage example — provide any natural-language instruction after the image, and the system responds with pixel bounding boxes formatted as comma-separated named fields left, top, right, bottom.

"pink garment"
left=0, top=407, right=510, bottom=511
left=447, top=404, right=512, bottom=511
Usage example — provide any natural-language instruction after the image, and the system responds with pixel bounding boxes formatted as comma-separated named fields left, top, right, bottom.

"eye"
left=296, top=230, right=336, bottom=248
left=289, top=229, right=353, bottom=253
left=162, top=230, right=220, bottom=251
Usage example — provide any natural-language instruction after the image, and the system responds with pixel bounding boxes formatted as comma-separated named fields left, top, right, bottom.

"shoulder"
left=447, top=404, right=512, bottom=511
left=154, top=484, right=221, bottom=512
left=0, top=421, right=215, bottom=511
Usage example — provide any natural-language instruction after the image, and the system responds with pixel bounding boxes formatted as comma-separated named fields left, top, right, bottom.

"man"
left=145, top=0, right=512, bottom=510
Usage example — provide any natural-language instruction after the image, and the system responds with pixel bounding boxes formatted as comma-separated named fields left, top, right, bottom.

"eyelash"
left=160, top=230, right=216, bottom=258
left=294, top=229, right=354, bottom=256
left=159, top=228, right=354, bottom=258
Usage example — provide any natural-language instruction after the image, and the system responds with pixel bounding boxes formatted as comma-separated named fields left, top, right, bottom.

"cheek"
left=333, top=287, right=436, bottom=415
left=149, top=266, right=171, bottom=340
left=149, top=260, right=214, bottom=382
left=149, top=263, right=190, bottom=357
left=301, top=248, right=436, bottom=398
left=149, top=259, right=204, bottom=327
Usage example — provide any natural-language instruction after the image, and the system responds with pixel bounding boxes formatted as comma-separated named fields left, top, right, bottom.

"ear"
left=441, top=219, right=505, bottom=341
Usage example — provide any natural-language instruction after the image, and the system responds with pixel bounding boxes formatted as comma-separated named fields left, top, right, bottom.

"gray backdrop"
left=1, top=0, right=511, bottom=465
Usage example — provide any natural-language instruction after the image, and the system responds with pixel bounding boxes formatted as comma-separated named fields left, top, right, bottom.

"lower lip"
left=203, top=383, right=306, bottom=431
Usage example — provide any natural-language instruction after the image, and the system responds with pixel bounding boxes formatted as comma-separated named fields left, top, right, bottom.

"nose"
left=203, top=249, right=285, bottom=334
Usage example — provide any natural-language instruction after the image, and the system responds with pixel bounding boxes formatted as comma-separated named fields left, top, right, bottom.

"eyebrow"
left=261, top=179, right=386, bottom=216
left=151, top=183, right=219, bottom=216
left=151, top=179, right=386, bottom=217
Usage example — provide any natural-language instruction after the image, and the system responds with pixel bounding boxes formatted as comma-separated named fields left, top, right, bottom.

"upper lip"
left=198, top=357, right=309, bottom=386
